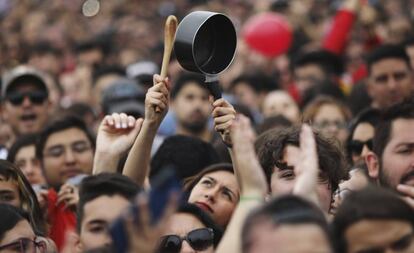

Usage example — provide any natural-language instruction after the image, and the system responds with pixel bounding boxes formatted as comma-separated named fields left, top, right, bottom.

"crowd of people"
left=1, top=0, right=414, bottom=252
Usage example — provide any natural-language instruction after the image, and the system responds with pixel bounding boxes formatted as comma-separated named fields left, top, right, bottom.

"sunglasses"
left=348, top=139, right=373, bottom=155
left=0, top=237, right=47, bottom=253
left=157, top=228, right=214, bottom=253
left=6, top=91, right=48, bottom=106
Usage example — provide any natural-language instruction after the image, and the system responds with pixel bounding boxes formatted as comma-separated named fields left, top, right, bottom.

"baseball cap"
left=126, top=60, right=159, bottom=85
left=2, top=65, right=48, bottom=98
left=101, top=78, right=146, bottom=118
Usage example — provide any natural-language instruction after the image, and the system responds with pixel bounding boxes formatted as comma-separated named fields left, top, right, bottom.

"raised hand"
left=397, top=184, right=414, bottom=209
left=212, top=98, right=236, bottom=147
left=125, top=193, right=178, bottom=253
left=96, top=113, right=144, bottom=155
left=231, top=114, right=266, bottom=196
left=122, top=74, right=171, bottom=186
left=57, top=183, right=79, bottom=211
left=215, top=115, right=265, bottom=253
left=145, top=74, right=171, bottom=125
left=293, top=124, right=319, bottom=206
left=93, top=113, right=143, bottom=174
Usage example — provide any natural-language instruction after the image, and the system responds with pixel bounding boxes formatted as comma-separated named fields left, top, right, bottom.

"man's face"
left=42, top=127, right=94, bottom=188
left=270, top=145, right=332, bottom=212
left=172, top=83, right=211, bottom=134
left=379, top=119, right=414, bottom=188
left=368, top=58, right=413, bottom=109
left=0, top=220, right=36, bottom=251
left=345, top=219, right=414, bottom=253
left=3, top=83, right=49, bottom=135
left=79, top=195, right=130, bottom=251
left=246, top=222, right=331, bottom=253
left=294, top=64, right=326, bottom=96
left=232, top=83, right=259, bottom=110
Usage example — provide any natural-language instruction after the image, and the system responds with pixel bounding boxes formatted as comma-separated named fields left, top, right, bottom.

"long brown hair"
left=0, top=160, right=47, bottom=235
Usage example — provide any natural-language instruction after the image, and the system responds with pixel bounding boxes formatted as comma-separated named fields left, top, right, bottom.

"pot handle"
left=206, top=80, right=222, bottom=101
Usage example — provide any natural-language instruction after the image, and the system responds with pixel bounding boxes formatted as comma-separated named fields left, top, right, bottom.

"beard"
left=378, top=160, right=414, bottom=189
left=378, top=167, right=394, bottom=189
left=181, top=118, right=208, bottom=134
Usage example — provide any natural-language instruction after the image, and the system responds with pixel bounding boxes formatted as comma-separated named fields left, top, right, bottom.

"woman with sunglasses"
left=346, top=108, right=380, bottom=165
left=0, top=204, right=48, bottom=253
left=124, top=201, right=223, bottom=253
left=157, top=204, right=223, bottom=253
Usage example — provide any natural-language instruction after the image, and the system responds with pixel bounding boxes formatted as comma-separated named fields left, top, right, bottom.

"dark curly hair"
left=255, top=126, right=348, bottom=194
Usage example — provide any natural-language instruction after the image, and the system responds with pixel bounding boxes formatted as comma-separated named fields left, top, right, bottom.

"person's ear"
left=365, top=151, right=379, bottom=180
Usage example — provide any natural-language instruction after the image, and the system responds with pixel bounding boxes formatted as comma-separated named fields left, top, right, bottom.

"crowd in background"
left=1, top=0, right=414, bottom=252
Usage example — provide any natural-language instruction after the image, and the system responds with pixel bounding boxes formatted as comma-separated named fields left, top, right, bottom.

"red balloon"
left=243, top=13, right=292, bottom=57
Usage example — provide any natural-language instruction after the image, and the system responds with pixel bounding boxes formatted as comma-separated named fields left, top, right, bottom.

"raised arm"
left=123, top=74, right=170, bottom=186
left=322, top=0, right=360, bottom=55
left=292, top=124, right=319, bottom=207
left=93, top=113, right=143, bottom=174
left=216, top=115, right=267, bottom=253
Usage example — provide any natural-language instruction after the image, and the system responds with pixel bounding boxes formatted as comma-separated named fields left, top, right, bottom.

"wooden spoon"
left=160, top=15, right=178, bottom=79
left=156, top=15, right=177, bottom=113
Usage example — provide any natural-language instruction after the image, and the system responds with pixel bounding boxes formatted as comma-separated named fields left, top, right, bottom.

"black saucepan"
left=174, top=11, right=237, bottom=100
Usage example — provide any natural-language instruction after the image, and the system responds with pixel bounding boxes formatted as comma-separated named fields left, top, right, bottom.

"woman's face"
left=15, top=145, right=46, bottom=185
left=313, top=104, right=348, bottom=143
left=0, top=175, right=21, bottom=207
left=0, top=220, right=36, bottom=253
left=161, top=213, right=214, bottom=253
left=188, top=170, right=239, bottom=227
left=350, top=123, right=375, bottom=163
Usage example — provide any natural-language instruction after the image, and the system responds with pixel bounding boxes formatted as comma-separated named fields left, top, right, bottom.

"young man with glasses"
left=0, top=204, right=51, bottom=253
left=35, top=115, right=95, bottom=251
left=1, top=65, right=50, bottom=136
